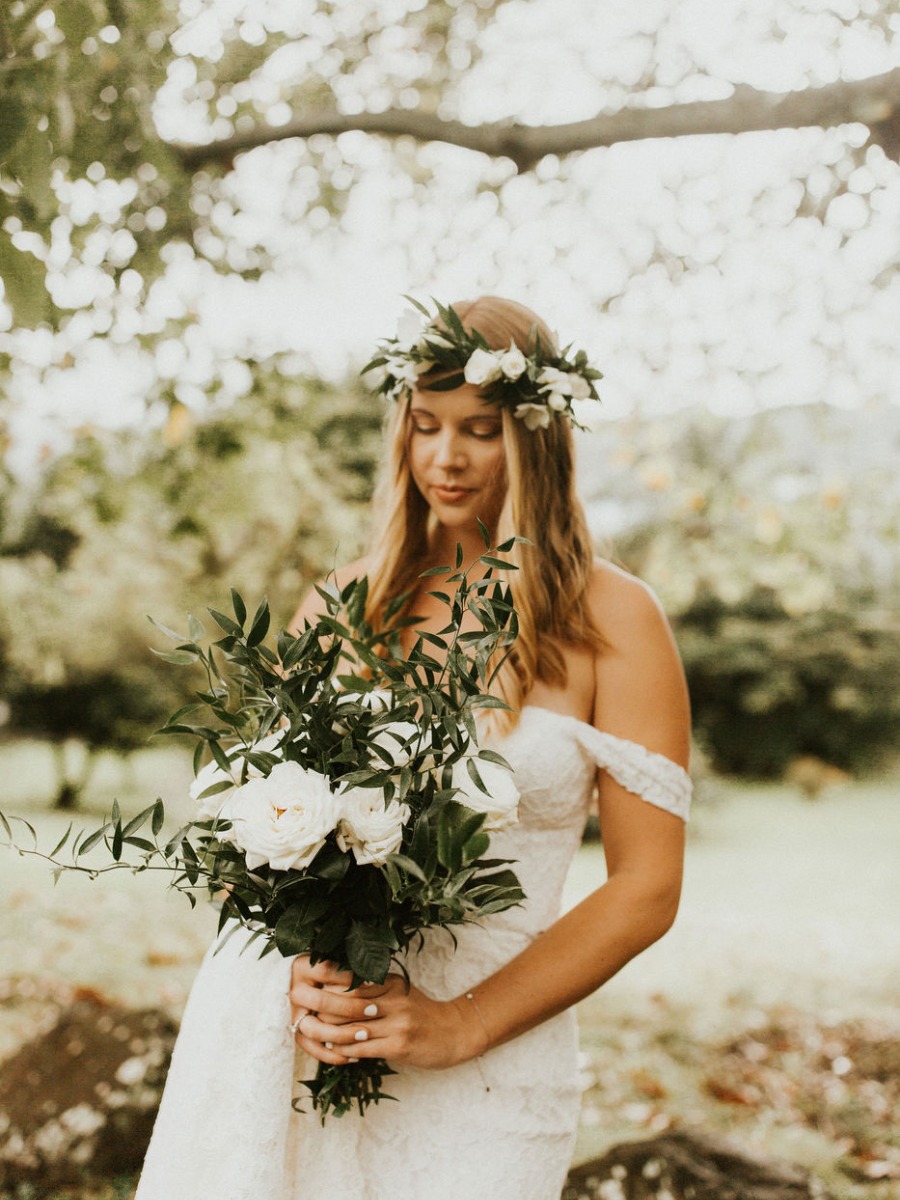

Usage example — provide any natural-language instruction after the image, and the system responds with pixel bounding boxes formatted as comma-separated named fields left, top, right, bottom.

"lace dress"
left=135, top=707, right=691, bottom=1200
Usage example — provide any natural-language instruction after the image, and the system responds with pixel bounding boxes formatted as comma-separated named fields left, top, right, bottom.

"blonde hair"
left=365, top=295, right=602, bottom=733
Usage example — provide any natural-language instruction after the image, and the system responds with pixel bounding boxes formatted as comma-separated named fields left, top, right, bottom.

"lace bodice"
left=135, top=707, right=691, bottom=1200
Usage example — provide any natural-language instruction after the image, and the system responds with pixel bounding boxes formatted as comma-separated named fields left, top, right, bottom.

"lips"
left=431, top=484, right=474, bottom=503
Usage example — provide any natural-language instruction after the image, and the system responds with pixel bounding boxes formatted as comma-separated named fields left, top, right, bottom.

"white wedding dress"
left=135, top=707, right=691, bottom=1200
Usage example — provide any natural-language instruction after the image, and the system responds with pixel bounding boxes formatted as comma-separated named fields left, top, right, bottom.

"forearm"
left=453, top=872, right=681, bottom=1059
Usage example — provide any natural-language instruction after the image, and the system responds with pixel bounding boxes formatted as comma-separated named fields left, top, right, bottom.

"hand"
left=288, top=957, right=482, bottom=1070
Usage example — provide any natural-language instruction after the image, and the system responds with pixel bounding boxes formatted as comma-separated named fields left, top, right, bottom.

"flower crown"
left=362, top=298, right=602, bottom=431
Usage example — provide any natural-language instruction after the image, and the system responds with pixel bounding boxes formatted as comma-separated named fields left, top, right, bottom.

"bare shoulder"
left=586, top=559, right=672, bottom=647
left=288, top=555, right=371, bottom=633
left=586, top=559, right=690, bottom=766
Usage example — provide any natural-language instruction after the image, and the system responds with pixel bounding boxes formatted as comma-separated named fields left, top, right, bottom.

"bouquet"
left=0, top=537, right=526, bottom=1120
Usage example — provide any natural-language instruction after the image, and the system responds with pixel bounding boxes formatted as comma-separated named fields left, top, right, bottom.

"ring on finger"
left=289, top=1011, right=314, bottom=1037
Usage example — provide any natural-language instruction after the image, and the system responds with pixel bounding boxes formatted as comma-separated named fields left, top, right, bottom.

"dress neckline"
left=518, top=705, right=690, bottom=778
left=519, top=704, right=594, bottom=732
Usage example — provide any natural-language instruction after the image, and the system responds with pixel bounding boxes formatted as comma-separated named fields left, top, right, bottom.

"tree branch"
left=173, top=67, right=900, bottom=173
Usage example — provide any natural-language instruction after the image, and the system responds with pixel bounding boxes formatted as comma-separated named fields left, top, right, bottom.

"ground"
left=0, top=741, right=898, bottom=1200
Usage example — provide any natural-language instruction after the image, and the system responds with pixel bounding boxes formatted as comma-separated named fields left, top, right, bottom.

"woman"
left=135, top=296, right=690, bottom=1200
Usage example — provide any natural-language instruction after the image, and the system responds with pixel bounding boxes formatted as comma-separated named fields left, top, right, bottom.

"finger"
left=291, top=988, right=383, bottom=1024
left=295, top=1032, right=357, bottom=1066
left=305, top=959, right=354, bottom=986
left=298, top=1014, right=380, bottom=1047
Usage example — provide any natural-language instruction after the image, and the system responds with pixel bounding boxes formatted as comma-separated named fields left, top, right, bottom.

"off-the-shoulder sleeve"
left=574, top=724, right=692, bottom=822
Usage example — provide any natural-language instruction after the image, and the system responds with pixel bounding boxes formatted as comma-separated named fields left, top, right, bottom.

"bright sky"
left=3, top=0, right=900, bottom=474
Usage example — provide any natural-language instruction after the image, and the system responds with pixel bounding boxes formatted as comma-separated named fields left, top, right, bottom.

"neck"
left=428, top=523, right=493, bottom=570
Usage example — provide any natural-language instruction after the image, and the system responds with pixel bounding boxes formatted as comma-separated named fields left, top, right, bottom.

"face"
left=406, top=384, right=507, bottom=532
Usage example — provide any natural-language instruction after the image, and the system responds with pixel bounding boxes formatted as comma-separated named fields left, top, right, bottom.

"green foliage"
left=594, top=403, right=900, bottom=777
left=678, top=593, right=900, bottom=777
left=1, top=544, right=526, bottom=1118
left=0, top=371, right=380, bottom=799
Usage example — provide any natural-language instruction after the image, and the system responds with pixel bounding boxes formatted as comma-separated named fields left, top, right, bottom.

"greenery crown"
left=361, top=297, right=603, bottom=431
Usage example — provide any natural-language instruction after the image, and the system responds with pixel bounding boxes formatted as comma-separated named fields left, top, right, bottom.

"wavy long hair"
left=364, top=295, right=602, bottom=732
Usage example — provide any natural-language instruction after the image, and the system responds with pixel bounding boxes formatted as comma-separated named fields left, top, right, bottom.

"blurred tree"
left=583, top=400, right=900, bottom=776
left=0, top=364, right=380, bottom=807
left=0, top=0, right=898, bottom=333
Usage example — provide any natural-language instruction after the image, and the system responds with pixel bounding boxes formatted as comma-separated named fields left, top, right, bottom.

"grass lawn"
left=1, top=741, right=898, bottom=1199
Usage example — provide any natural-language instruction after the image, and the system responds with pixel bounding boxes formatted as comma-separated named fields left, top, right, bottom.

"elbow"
left=627, top=874, right=682, bottom=949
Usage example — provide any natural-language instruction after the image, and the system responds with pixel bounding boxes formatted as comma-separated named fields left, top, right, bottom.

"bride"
left=135, top=295, right=691, bottom=1200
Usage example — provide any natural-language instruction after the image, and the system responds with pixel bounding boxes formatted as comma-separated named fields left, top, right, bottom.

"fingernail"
left=348, top=1057, right=359, bottom=1063
left=325, top=1042, right=333, bottom=1050
left=354, top=1029, right=368, bottom=1042
left=363, top=1003, right=378, bottom=1017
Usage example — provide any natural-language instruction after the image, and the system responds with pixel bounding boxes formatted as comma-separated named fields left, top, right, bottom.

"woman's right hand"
left=289, top=956, right=388, bottom=1065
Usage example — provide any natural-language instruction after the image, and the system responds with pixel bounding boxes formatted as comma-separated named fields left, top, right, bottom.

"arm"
left=290, top=567, right=690, bottom=1068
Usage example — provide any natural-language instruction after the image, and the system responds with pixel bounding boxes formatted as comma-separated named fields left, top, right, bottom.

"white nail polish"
left=348, top=1057, right=359, bottom=1063
left=364, top=1003, right=378, bottom=1017
left=325, top=1042, right=333, bottom=1050
left=354, top=1029, right=368, bottom=1041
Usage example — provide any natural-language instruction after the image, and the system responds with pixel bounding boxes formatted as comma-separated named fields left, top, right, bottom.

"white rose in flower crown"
left=451, top=757, right=519, bottom=832
left=513, top=402, right=552, bottom=431
left=364, top=363, right=390, bottom=390
left=498, top=343, right=527, bottom=380
left=190, top=731, right=285, bottom=821
left=567, top=373, right=592, bottom=400
left=395, top=309, right=425, bottom=348
left=218, top=761, right=340, bottom=871
left=537, top=366, right=572, bottom=395
left=337, top=786, right=411, bottom=866
left=386, top=355, right=420, bottom=388
left=464, top=348, right=503, bottom=386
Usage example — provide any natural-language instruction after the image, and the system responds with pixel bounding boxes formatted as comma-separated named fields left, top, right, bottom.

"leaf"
left=476, top=518, right=491, bottom=548
left=78, top=823, right=111, bottom=856
left=147, top=616, right=186, bottom=642
left=111, top=817, right=124, bottom=862
left=346, top=921, right=394, bottom=984
left=188, top=613, right=206, bottom=644
left=230, top=588, right=247, bottom=627
left=207, top=609, right=243, bottom=636
left=151, top=799, right=165, bottom=836
left=274, top=908, right=316, bottom=958
left=247, top=598, right=271, bottom=647
left=150, top=648, right=198, bottom=666
left=50, top=822, right=73, bottom=857
left=385, top=853, right=428, bottom=883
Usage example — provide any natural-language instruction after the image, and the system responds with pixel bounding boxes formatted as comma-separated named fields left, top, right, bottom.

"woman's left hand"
left=289, top=971, right=481, bottom=1071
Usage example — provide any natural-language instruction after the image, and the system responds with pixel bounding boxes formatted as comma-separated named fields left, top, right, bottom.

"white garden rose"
left=498, top=343, right=527, bottom=380
left=190, top=731, right=285, bottom=821
left=218, top=761, right=340, bottom=871
left=513, top=402, right=552, bottom=430
left=451, top=757, right=519, bottom=831
left=463, top=348, right=503, bottom=386
left=337, top=786, right=411, bottom=866
left=546, top=392, right=568, bottom=412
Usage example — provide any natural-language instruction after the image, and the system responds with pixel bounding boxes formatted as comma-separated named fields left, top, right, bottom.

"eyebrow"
left=409, top=407, right=500, bottom=424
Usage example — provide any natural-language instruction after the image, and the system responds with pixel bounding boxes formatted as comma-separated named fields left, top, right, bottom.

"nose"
left=433, top=428, right=467, bottom=471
